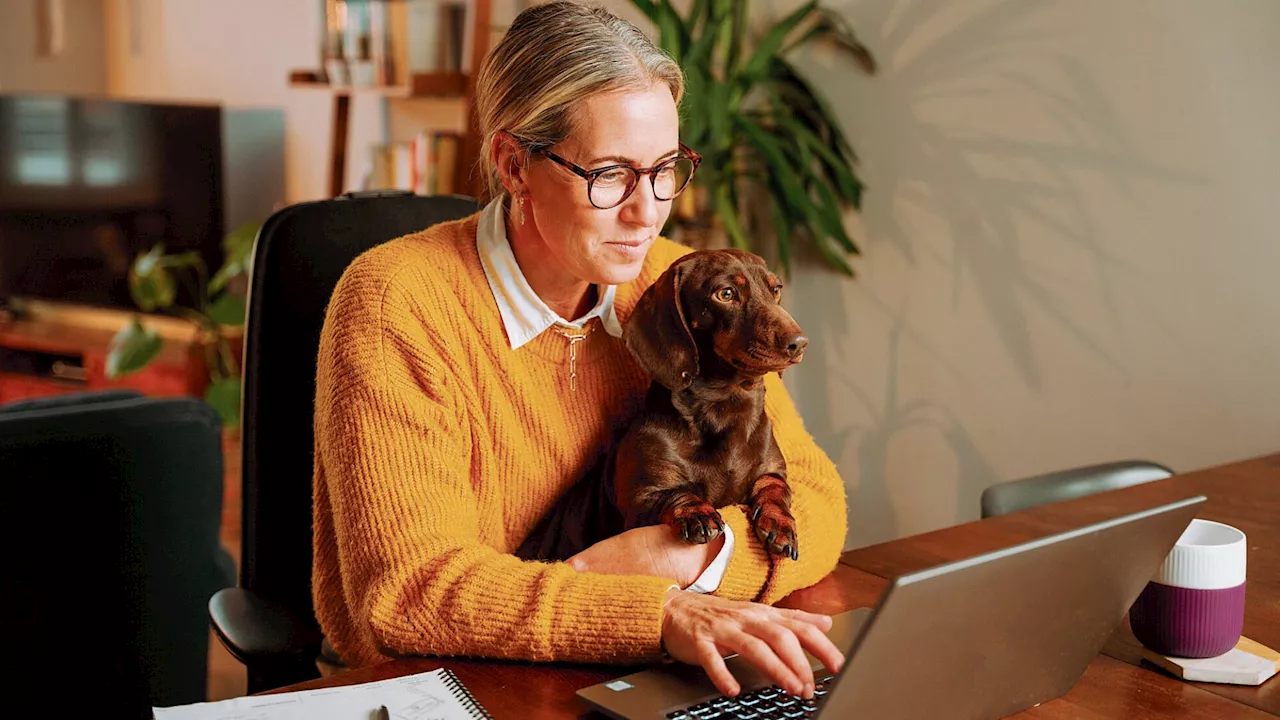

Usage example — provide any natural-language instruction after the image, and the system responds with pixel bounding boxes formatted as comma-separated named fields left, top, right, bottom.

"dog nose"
left=786, top=335, right=809, bottom=359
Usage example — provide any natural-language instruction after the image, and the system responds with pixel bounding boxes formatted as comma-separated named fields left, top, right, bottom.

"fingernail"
left=805, top=683, right=814, bottom=698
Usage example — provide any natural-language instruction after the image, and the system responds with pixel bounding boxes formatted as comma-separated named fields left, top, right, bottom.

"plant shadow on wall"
left=784, top=0, right=1203, bottom=543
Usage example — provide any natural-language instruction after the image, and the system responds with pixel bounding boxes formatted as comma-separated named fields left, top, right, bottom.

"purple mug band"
left=1130, top=580, right=1246, bottom=658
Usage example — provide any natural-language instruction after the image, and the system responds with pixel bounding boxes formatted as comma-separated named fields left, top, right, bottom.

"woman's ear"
left=492, top=131, right=530, bottom=196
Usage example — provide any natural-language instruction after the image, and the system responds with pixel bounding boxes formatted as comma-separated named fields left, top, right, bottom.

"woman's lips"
left=605, top=237, right=652, bottom=258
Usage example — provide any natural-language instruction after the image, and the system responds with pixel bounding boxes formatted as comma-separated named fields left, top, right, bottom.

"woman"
left=312, top=0, right=848, bottom=700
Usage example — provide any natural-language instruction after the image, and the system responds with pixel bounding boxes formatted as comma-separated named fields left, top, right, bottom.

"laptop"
left=578, top=495, right=1205, bottom=720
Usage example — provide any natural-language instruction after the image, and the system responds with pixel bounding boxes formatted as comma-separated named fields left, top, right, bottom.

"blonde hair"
left=473, top=1, right=685, bottom=200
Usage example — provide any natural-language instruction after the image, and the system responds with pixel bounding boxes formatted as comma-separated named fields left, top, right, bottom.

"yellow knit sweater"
left=312, top=213, right=848, bottom=668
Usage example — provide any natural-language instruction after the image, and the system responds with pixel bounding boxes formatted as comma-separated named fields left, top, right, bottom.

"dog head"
left=624, top=249, right=808, bottom=391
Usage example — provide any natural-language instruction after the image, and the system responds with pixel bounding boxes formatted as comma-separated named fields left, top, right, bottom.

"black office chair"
left=0, top=390, right=232, bottom=718
left=208, top=191, right=482, bottom=694
left=980, top=460, right=1175, bottom=518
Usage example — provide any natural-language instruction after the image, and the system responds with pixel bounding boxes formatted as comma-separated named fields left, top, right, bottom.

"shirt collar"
left=476, top=197, right=623, bottom=350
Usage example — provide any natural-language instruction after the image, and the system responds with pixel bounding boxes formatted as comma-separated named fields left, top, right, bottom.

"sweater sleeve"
left=315, top=265, right=675, bottom=665
left=712, top=373, right=848, bottom=604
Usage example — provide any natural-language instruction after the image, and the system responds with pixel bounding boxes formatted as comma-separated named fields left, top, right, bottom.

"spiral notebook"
left=152, top=667, right=493, bottom=720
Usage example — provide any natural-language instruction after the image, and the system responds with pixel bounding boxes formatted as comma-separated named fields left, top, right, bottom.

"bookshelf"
left=290, top=0, right=493, bottom=199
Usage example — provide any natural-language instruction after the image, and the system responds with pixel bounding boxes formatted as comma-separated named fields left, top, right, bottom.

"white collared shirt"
left=475, top=197, right=734, bottom=593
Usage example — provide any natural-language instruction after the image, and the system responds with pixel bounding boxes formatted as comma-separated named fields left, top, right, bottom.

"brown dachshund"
left=514, top=249, right=807, bottom=562
left=617, top=249, right=807, bottom=560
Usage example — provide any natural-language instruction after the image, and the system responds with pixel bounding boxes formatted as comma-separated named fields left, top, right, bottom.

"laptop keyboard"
left=665, top=674, right=836, bottom=719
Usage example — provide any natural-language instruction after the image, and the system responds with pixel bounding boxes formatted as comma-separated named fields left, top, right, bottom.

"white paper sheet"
left=153, top=667, right=487, bottom=720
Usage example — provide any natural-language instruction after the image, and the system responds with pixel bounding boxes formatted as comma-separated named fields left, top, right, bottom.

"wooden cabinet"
left=0, top=312, right=207, bottom=404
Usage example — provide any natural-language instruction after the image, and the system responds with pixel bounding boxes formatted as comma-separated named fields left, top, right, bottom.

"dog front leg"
left=749, top=474, right=798, bottom=560
left=630, top=485, right=724, bottom=545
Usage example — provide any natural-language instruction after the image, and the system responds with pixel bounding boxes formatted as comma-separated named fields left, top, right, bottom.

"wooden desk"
left=841, top=452, right=1280, bottom=717
left=270, top=454, right=1280, bottom=718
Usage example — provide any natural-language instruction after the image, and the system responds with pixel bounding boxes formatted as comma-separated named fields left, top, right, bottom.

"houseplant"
left=105, top=222, right=259, bottom=428
left=631, top=0, right=874, bottom=275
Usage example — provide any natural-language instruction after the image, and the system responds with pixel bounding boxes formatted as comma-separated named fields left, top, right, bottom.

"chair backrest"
left=0, top=391, right=225, bottom=716
left=239, top=192, right=482, bottom=633
left=980, top=460, right=1174, bottom=518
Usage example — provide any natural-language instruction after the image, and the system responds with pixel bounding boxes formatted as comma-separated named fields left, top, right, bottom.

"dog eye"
left=772, top=285, right=783, bottom=299
left=714, top=287, right=736, bottom=303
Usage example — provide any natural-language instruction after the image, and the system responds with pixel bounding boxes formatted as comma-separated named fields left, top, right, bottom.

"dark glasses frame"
left=533, top=142, right=703, bottom=210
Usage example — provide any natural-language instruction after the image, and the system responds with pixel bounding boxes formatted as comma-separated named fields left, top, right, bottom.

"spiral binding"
left=439, top=668, right=496, bottom=719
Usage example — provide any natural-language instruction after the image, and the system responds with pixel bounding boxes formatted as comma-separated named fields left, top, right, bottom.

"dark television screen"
left=0, top=94, right=223, bottom=311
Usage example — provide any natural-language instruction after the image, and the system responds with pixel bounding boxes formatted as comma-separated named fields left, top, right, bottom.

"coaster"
left=1142, top=636, right=1280, bottom=686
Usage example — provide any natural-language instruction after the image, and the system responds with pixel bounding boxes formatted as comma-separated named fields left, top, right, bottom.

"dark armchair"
left=208, top=191, right=482, bottom=693
left=0, top=389, right=232, bottom=717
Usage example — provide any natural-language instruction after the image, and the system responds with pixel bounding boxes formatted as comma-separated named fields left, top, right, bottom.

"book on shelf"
left=383, top=0, right=469, bottom=85
left=363, top=131, right=465, bottom=196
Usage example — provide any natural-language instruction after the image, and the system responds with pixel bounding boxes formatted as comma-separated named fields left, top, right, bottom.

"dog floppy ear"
left=624, top=258, right=699, bottom=391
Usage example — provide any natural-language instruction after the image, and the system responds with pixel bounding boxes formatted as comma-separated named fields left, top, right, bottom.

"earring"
left=516, top=194, right=527, bottom=226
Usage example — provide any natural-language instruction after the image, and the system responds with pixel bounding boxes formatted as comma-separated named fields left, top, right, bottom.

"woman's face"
left=521, top=83, right=681, bottom=286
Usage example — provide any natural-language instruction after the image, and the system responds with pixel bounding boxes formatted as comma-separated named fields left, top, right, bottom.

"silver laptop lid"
left=819, top=495, right=1205, bottom=720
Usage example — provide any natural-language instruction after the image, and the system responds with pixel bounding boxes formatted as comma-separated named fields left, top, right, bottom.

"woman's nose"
left=619, top=180, right=662, bottom=226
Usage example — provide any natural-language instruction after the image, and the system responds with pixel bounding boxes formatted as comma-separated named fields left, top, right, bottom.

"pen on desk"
left=377, top=705, right=390, bottom=720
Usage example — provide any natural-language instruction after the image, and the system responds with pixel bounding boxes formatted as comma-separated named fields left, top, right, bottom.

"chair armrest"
left=208, top=587, right=323, bottom=666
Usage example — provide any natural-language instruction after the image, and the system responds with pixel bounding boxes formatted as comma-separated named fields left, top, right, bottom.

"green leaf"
left=211, top=223, right=259, bottom=293
left=770, top=200, right=794, bottom=278
left=106, top=317, right=163, bottom=379
left=734, top=115, right=812, bottom=220
left=785, top=9, right=876, bottom=73
left=813, top=179, right=860, bottom=255
left=740, top=0, right=817, bottom=83
left=770, top=110, right=863, bottom=204
left=204, top=376, right=242, bottom=429
left=685, top=0, right=720, bottom=70
left=724, top=0, right=746, bottom=77
left=631, top=0, right=660, bottom=22
left=715, top=182, right=749, bottom=250
left=655, top=0, right=687, bottom=61
left=161, top=251, right=204, bottom=270
left=205, top=292, right=247, bottom=327
left=813, top=229, right=856, bottom=276
left=128, top=246, right=176, bottom=312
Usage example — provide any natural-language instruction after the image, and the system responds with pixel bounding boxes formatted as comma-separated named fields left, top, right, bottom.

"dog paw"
left=668, top=503, right=724, bottom=544
left=752, top=505, right=799, bottom=560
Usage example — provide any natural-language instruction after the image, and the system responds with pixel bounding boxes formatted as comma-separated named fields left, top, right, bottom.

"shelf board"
left=288, top=70, right=467, bottom=99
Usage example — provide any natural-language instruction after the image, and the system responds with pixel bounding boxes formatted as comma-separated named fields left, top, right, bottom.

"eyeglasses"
left=534, top=143, right=702, bottom=210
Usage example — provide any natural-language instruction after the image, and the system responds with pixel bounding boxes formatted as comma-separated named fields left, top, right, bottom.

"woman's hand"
left=566, top=525, right=723, bottom=588
left=661, top=588, right=845, bottom=699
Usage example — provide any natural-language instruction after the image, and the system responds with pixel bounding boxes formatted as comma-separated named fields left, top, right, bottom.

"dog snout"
left=786, top=334, right=808, bottom=360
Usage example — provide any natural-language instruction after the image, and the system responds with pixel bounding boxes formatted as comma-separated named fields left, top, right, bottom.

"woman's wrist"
left=660, top=585, right=681, bottom=661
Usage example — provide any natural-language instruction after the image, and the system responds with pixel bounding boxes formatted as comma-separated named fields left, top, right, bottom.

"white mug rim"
left=1177, top=518, right=1246, bottom=548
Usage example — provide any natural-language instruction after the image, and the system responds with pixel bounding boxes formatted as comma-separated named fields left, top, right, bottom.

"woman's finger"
left=783, top=617, right=845, bottom=675
left=728, top=633, right=805, bottom=697
left=696, top=639, right=739, bottom=697
left=779, top=607, right=833, bottom=631
left=752, top=620, right=815, bottom=695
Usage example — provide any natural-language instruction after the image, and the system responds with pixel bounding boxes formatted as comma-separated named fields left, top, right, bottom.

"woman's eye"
left=716, top=287, right=736, bottom=302
left=594, top=169, right=631, bottom=187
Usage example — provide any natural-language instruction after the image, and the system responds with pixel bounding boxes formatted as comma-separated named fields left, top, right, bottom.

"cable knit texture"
left=312, top=213, right=848, bottom=669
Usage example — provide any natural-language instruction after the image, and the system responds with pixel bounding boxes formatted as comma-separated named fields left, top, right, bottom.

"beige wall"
left=0, top=0, right=108, bottom=95
left=758, top=0, right=1280, bottom=549
left=102, top=0, right=390, bottom=202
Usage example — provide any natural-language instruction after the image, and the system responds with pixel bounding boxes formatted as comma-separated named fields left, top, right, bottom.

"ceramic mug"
left=1129, top=518, right=1247, bottom=658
